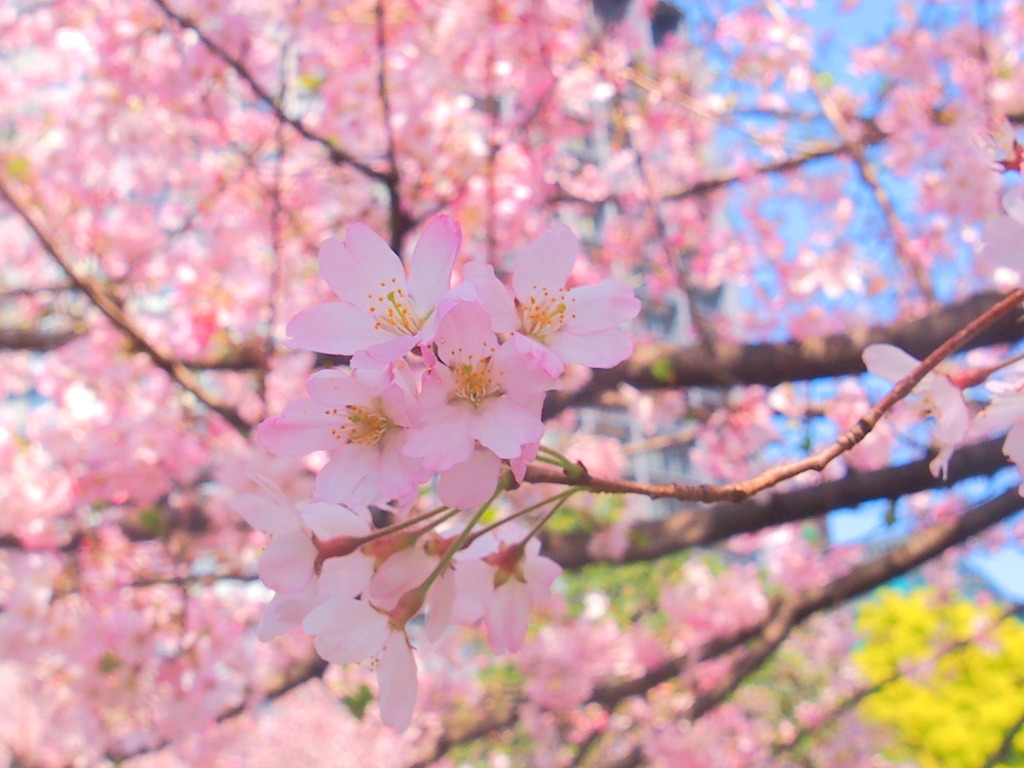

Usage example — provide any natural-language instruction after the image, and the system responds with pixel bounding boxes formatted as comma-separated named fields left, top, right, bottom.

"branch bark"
left=544, top=290, right=1022, bottom=418
left=541, top=436, right=1009, bottom=568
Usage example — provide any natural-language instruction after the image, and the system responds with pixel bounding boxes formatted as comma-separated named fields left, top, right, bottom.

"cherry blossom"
left=286, top=216, right=462, bottom=366
left=257, top=365, right=427, bottom=506
left=303, top=597, right=419, bottom=731
left=862, top=344, right=971, bottom=478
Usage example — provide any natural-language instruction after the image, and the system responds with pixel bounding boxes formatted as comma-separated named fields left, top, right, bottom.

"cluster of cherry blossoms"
left=862, top=182, right=1024, bottom=484
left=234, top=216, right=639, bottom=729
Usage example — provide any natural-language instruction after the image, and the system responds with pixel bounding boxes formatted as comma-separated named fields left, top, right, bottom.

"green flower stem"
left=416, top=486, right=504, bottom=598
left=524, top=488, right=581, bottom=543
left=469, top=488, right=579, bottom=544
left=353, top=504, right=451, bottom=546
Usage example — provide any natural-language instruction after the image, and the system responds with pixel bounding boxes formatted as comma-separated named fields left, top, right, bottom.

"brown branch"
left=544, top=289, right=1022, bottom=417
left=590, top=487, right=1022, bottom=713
left=108, top=655, right=328, bottom=762
left=540, top=435, right=1009, bottom=568
left=0, top=177, right=251, bottom=436
left=534, top=285, right=1024, bottom=505
left=787, top=0, right=937, bottom=307
left=372, top=0, right=412, bottom=252
left=149, top=0, right=388, bottom=182
left=0, top=325, right=80, bottom=352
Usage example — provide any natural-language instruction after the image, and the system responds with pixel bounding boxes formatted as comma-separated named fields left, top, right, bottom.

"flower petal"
left=303, top=598, right=389, bottom=663
left=377, top=634, right=418, bottom=731
left=512, top=224, right=578, bottom=299
left=407, top=215, right=460, bottom=313
left=286, top=302, right=387, bottom=355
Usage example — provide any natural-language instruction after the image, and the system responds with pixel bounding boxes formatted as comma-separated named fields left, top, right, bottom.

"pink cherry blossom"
left=457, top=527, right=562, bottom=654
left=257, top=365, right=427, bottom=506
left=302, top=597, right=418, bottom=731
left=403, top=301, right=559, bottom=501
left=286, top=216, right=461, bottom=366
left=464, top=223, right=641, bottom=370
left=862, top=344, right=970, bottom=478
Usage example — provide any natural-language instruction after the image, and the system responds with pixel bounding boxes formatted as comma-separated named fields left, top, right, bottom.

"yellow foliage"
left=854, top=589, right=1024, bottom=768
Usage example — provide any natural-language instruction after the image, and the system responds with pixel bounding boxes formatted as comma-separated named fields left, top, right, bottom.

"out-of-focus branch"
left=0, top=325, right=80, bottom=352
left=773, top=604, right=1021, bottom=756
left=590, top=488, right=1022, bottom=713
left=410, top=488, right=1022, bottom=768
left=543, top=289, right=1023, bottom=417
left=770, top=0, right=936, bottom=308
left=112, top=655, right=329, bottom=763
left=980, top=708, right=1024, bottom=768
left=0, top=177, right=251, bottom=436
left=541, top=436, right=1008, bottom=568
left=149, top=0, right=388, bottom=182
left=533, top=286, right=1024, bottom=505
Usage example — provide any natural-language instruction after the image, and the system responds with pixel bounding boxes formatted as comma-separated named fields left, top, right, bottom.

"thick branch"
left=0, top=326, right=79, bottom=352
left=534, top=286, right=1024, bottom=505
left=544, top=290, right=1021, bottom=417
left=590, top=488, right=1022, bottom=711
left=541, top=436, right=1009, bottom=568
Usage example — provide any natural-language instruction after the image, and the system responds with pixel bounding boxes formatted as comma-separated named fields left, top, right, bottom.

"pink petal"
left=495, top=335, right=563, bottom=393
left=407, top=215, right=460, bottom=313
left=258, top=530, right=317, bottom=593
left=230, top=492, right=296, bottom=537
left=403, top=406, right=476, bottom=471
left=314, top=446, right=381, bottom=507
left=352, top=335, right=421, bottom=369
left=451, top=559, right=493, bottom=624
left=299, top=501, right=371, bottom=539
left=318, top=553, right=374, bottom=599
left=862, top=344, right=922, bottom=384
left=548, top=328, right=633, bottom=369
left=303, top=598, right=389, bottom=663
left=425, top=569, right=457, bottom=643
left=377, top=634, right=418, bottom=731
left=562, top=280, right=641, bottom=333
left=256, top=588, right=321, bottom=641
left=305, top=369, right=377, bottom=407
left=437, top=448, right=502, bottom=509
left=319, top=229, right=403, bottom=308
left=512, top=224, right=578, bottom=299
left=434, top=302, right=498, bottom=367
left=486, top=580, right=531, bottom=654
left=286, top=302, right=386, bottom=354
left=369, top=547, right=436, bottom=610
left=256, top=399, right=339, bottom=456
left=474, top=398, right=544, bottom=459
left=524, top=555, right=562, bottom=604
left=461, top=261, right=518, bottom=333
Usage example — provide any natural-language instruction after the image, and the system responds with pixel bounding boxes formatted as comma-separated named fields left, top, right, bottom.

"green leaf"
left=650, top=359, right=675, bottom=384
left=343, top=684, right=374, bottom=719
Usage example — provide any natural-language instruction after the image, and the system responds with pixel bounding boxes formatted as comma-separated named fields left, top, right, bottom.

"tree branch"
left=411, top=488, right=1022, bottom=767
left=0, top=177, right=251, bottom=436
left=149, top=0, right=388, bottom=182
left=540, top=436, right=1009, bottom=568
left=543, top=290, right=1022, bottom=417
